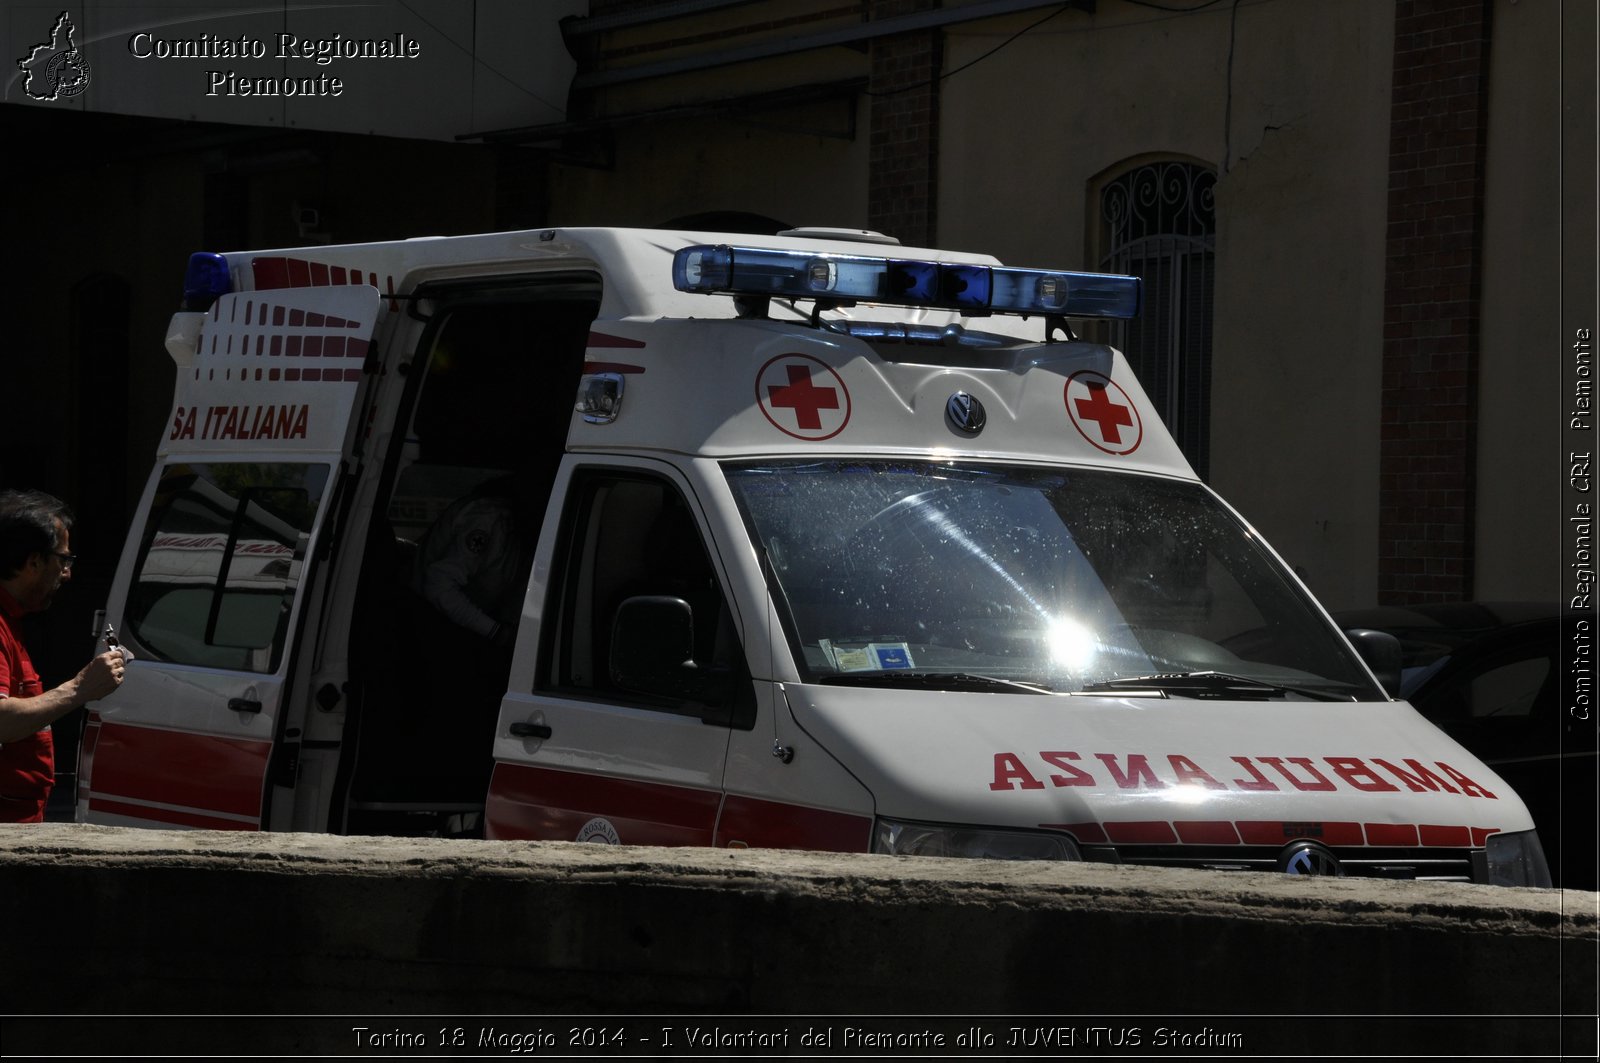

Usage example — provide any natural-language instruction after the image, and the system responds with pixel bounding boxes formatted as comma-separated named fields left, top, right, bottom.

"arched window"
left=1096, top=160, right=1216, bottom=478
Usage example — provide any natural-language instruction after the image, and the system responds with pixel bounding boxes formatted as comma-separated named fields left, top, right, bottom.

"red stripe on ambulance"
left=87, top=721, right=268, bottom=825
left=1364, top=822, right=1420, bottom=847
left=1173, top=820, right=1243, bottom=845
left=1104, top=821, right=1178, bottom=844
left=1042, top=818, right=1495, bottom=849
left=1236, top=820, right=1364, bottom=847
left=486, top=763, right=719, bottom=845
left=485, top=763, right=871, bottom=850
left=586, top=331, right=646, bottom=348
left=251, top=255, right=390, bottom=294
left=715, top=795, right=872, bottom=852
left=85, top=797, right=258, bottom=832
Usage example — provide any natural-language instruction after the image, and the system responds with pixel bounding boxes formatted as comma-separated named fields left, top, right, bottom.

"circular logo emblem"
left=576, top=817, right=621, bottom=845
left=756, top=354, right=851, bottom=441
left=1278, top=840, right=1343, bottom=877
left=1064, top=370, right=1143, bottom=455
left=46, top=50, right=91, bottom=99
left=945, top=391, right=986, bottom=435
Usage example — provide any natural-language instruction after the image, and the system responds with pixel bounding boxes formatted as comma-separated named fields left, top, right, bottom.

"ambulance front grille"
left=1085, top=845, right=1477, bottom=883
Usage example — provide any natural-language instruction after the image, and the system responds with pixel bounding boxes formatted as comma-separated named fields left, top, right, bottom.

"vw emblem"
left=1278, top=840, right=1343, bottom=877
left=946, top=391, right=986, bottom=434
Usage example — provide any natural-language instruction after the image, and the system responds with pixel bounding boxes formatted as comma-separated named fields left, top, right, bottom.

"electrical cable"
left=865, top=0, right=1238, bottom=99
left=865, top=2, right=1076, bottom=98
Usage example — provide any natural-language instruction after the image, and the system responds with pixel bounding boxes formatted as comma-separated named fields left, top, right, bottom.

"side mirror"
left=610, top=595, right=727, bottom=704
left=1344, top=628, right=1402, bottom=698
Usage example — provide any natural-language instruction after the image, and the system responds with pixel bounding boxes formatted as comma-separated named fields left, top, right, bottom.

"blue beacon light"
left=181, top=252, right=232, bottom=311
left=671, top=244, right=1141, bottom=321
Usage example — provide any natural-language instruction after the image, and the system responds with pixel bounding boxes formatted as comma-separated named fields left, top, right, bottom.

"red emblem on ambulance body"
left=1065, top=370, right=1142, bottom=455
left=756, top=354, right=851, bottom=441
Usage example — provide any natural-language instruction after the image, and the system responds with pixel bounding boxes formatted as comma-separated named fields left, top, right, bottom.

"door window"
left=124, top=463, right=328, bottom=673
left=540, top=469, right=750, bottom=723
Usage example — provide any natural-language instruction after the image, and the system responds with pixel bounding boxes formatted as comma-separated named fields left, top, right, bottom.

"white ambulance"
left=78, top=226, right=1550, bottom=887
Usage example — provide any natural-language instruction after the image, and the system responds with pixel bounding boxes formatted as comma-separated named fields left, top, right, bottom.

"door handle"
left=509, top=721, right=552, bottom=740
left=228, top=697, right=262, bottom=714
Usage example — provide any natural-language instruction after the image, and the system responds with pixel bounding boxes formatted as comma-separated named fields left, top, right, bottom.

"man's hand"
left=73, top=649, right=126, bottom=704
left=0, top=648, right=128, bottom=743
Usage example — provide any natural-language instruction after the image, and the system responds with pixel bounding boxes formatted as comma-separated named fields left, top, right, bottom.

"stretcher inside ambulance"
left=78, top=227, right=1550, bottom=887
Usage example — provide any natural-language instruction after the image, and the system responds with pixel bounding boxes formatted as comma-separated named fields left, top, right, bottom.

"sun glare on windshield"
left=1045, top=616, right=1098, bottom=673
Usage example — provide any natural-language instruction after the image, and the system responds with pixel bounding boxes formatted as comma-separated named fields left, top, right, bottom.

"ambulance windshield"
left=725, top=461, right=1379, bottom=700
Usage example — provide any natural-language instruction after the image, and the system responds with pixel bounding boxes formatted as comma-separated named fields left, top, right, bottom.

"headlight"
left=873, top=818, right=1082, bottom=861
left=1485, top=830, right=1551, bottom=888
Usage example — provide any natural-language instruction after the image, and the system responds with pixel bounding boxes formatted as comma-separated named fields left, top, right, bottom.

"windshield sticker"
left=871, top=643, right=913, bottom=669
left=821, top=640, right=915, bottom=672
left=831, top=644, right=873, bottom=671
left=990, top=751, right=1498, bottom=799
left=1065, top=370, right=1142, bottom=455
left=756, top=354, right=851, bottom=441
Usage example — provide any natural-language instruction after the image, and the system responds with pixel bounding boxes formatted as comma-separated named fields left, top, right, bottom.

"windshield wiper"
left=1077, top=671, right=1356, bottom=702
left=820, top=671, right=1052, bottom=695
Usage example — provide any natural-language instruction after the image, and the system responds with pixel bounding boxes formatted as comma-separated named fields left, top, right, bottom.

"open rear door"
left=78, top=284, right=381, bottom=830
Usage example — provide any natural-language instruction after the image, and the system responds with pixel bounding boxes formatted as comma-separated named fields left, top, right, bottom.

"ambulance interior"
left=336, top=281, right=599, bottom=835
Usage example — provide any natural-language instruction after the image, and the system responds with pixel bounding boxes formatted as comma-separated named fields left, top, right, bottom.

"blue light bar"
left=182, top=252, right=232, bottom=311
left=672, top=244, right=1141, bottom=319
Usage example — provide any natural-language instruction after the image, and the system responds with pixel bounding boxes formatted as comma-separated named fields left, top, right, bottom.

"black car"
left=1336, top=602, right=1596, bottom=890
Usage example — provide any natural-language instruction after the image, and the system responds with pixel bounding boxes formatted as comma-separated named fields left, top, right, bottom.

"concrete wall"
left=2, top=825, right=1595, bottom=1056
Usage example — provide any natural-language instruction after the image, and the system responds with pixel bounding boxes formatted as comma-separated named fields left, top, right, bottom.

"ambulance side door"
left=486, top=460, right=751, bottom=844
left=79, top=284, right=381, bottom=830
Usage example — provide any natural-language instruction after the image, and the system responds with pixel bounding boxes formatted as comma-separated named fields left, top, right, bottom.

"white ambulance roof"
left=189, top=227, right=1195, bottom=480
left=222, top=226, right=1021, bottom=325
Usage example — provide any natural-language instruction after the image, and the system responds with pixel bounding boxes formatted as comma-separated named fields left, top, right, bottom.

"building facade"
left=3, top=0, right=1593, bottom=631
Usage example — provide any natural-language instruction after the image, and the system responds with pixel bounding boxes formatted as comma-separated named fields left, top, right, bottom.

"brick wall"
left=1379, top=0, right=1494, bottom=604
left=867, top=0, right=941, bottom=246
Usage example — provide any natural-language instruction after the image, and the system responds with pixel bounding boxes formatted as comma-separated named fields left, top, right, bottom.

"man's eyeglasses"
left=54, top=552, right=77, bottom=571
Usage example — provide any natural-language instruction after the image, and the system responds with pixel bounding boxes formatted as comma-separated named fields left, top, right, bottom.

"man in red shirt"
left=0, top=490, right=124, bottom=822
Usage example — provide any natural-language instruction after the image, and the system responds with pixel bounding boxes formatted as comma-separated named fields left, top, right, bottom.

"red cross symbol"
left=1074, top=382, right=1134, bottom=444
left=768, top=364, right=839, bottom=430
left=1064, top=370, right=1142, bottom=455
left=757, top=355, right=851, bottom=440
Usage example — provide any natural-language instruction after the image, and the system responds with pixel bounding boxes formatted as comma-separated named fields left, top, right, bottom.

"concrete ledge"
left=2, top=825, right=1596, bottom=1053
